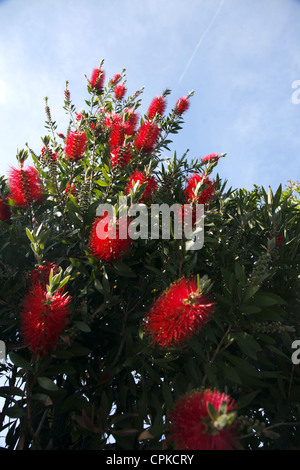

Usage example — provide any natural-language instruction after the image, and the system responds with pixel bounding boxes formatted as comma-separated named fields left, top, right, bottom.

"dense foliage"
left=0, top=61, right=299, bottom=450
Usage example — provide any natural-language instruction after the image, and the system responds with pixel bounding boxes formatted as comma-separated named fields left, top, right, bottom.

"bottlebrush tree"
left=0, top=60, right=300, bottom=450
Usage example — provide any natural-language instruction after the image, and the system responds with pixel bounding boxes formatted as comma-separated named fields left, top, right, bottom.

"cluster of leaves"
left=0, top=62, right=300, bottom=450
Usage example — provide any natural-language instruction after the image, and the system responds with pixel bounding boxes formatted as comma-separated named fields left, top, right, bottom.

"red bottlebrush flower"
left=20, top=284, right=71, bottom=357
left=125, top=170, right=157, bottom=202
left=135, top=122, right=160, bottom=154
left=65, top=130, right=88, bottom=161
left=106, top=110, right=138, bottom=139
left=64, top=181, right=76, bottom=197
left=107, top=112, right=137, bottom=167
left=76, top=112, right=84, bottom=121
left=90, top=67, right=105, bottom=90
left=148, top=95, right=167, bottom=119
left=111, top=73, right=121, bottom=85
left=115, top=83, right=127, bottom=100
left=110, top=145, right=132, bottom=168
left=276, top=233, right=284, bottom=246
left=268, top=231, right=284, bottom=247
left=185, top=173, right=215, bottom=205
left=64, top=89, right=71, bottom=103
left=167, top=389, right=238, bottom=450
left=201, top=153, right=219, bottom=163
left=0, top=198, right=11, bottom=223
left=105, top=112, right=121, bottom=128
left=175, top=96, right=190, bottom=115
left=108, top=119, right=126, bottom=149
left=9, top=166, right=43, bottom=207
left=144, top=277, right=214, bottom=349
left=123, top=108, right=139, bottom=135
left=89, top=214, right=132, bottom=262
left=28, top=261, right=58, bottom=288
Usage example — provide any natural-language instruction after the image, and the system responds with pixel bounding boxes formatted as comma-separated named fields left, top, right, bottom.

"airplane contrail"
left=178, top=0, right=225, bottom=84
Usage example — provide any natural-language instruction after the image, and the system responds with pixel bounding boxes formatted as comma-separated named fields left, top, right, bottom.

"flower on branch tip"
left=90, top=67, right=105, bottom=90
left=89, top=214, right=132, bottom=263
left=148, top=95, right=167, bottom=119
left=122, top=108, right=139, bottom=135
left=108, top=117, right=126, bottom=149
left=64, top=88, right=71, bottom=103
left=135, top=121, right=160, bottom=154
left=185, top=173, right=216, bottom=205
left=104, top=113, right=120, bottom=128
left=65, top=130, right=88, bottom=162
left=115, top=83, right=127, bottom=100
left=107, top=110, right=138, bottom=167
left=125, top=170, right=157, bottom=202
left=201, top=153, right=220, bottom=163
left=174, top=96, right=190, bottom=115
left=167, top=389, right=239, bottom=450
left=143, top=276, right=215, bottom=349
left=106, top=110, right=138, bottom=139
left=111, top=73, right=121, bottom=85
left=8, top=166, right=43, bottom=207
left=20, top=284, right=71, bottom=357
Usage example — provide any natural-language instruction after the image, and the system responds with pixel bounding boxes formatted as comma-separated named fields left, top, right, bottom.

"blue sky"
left=0, top=0, right=299, bottom=191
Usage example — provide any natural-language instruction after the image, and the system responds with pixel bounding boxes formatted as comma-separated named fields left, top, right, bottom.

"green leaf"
left=240, top=305, right=261, bottom=314
left=250, top=292, right=286, bottom=307
left=25, top=227, right=35, bottom=243
left=68, top=342, right=91, bottom=357
left=235, top=262, right=246, bottom=284
left=215, top=411, right=237, bottom=430
left=234, top=332, right=261, bottom=360
left=273, top=184, right=282, bottom=210
left=73, top=320, right=91, bottom=333
left=268, top=186, right=273, bottom=210
left=188, top=336, right=205, bottom=359
left=112, top=261, right=136, bottom=278
left=162, top=382, right=174, bottom=410
left=147, top=423, right=165, bottom=440
left=242, top=284, right=261, bottom=303
left=223, top=365, right=242, bottom=384
left=9, top=352, right=31, bottom=371
left=31, top=393, right=52, bottom=404
left=47, top=362, right=76, bottom=376
left=0, top=386, right=25, bottom=398
left=266, top=344, right=290, bottom=360
left=5, top=405, right=26, bottom=418
left=58, top=275, right=71, bottom=290
left=96, top=180, right=110, bottom=187
left=94, top=278, right=104, bottom=293
left=37, top=377, right=59, bottom=392
left=236, top=391, right=259, bottom=409
left=224, top=353, right=261, bottom=378
left=207, top=402, right=218, bottom=421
